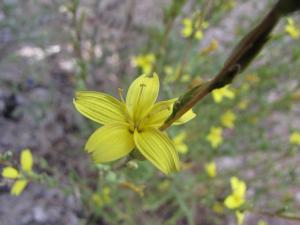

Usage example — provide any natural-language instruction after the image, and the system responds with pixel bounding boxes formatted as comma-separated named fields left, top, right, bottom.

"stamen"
left=118, top=88, right=125, bottom=103
left=137, top=84, right=146, bottom=105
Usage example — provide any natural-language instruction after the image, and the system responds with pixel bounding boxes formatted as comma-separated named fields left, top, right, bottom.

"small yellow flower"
left=221, top=110, right=236, bottom=129
left=173, top=131, right=188, bottom=154
left=236, top=211, right=245, bottom=225
left=258, top=220, right=268, bottom=225
left=2, top=167, right=19, bottom=179
left=181, top=74, right=191, bottom=83
left=132, top=54, right=156, bottom=74
left=289, top=131, right=300, bottom=146
left=1, top=149, right=33, bottom=196
left=91, top=187, right=112, bottom=207
left=164, top=66, right=175, bottom=83
left=158, top=179, right=171, bottom=192
left=206, top=127, right=223, bottom=148
left=245, top=73, right=260, bottom=84
left=205, top=161, right=217, bottom=178
left=74, top=73, right=196, bottom=175
left=212, top=85, right=235, bottom=103
left=223, top=0, right=236, bottom=10
left=200, top=39, right=219, bottom=55
left=91, top=193, right=103, bottom=207
left=224, top=177, right=247, bottom=209
left=181, top=18, right=204, bottom=40
left=285, top=18, right=300, bottom=39
left=212, top=202, right=224, bottom=214
left=237, top=100, right=249, bottom=110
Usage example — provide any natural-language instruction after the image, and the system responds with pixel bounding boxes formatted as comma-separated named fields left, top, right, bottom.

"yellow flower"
left=132, top=54, right=156, bottom=74
left=289, top=131, right=300, bottom=146
left=2, top=167, right=19, bottom=179
left=224, top=177, right=247, bottom=209
left=91, top=187, right=112, bottom=207
left=206, top=127, right=223, bottom=148
left=212, top=85, right=235, bottom=103
left=73, top=73, right=196, bottom=174
left=258, top=220, right=268, bottom=225
left=223, top=0, right=236, bottom=10
left=237, top=100, right=249, bottom=110
left=181, top=74, right=191, bottom=83
left=285, top=18, right=300, bottom=39
left=181, top=18, right=203, bottom=40
left=200, top=39, right=219, bottom=55
left=245, top=73, right=260, bottom=84
left=236, top=211, right=245, bottom=225
left=212, top=202, right=224, bottom=214
left=173, top=131, right=188, bottom=154
left=205, top=161, right=216, bottom=178
left=221, top=110, right=236, bottom=128
left=164, top=66, right=175, bottom=83
left=158, top=179, right=171, bottom=192
left=1, top=149, right=33, bottom=196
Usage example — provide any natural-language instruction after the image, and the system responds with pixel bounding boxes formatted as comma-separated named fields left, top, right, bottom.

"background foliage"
left=0, top=0, right=300, bottom=224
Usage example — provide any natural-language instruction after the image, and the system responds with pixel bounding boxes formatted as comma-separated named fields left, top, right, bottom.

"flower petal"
left=145, top=98, right=196, bottom=127
left=11, top=179, right=28, bottom=196
left=126, top=73, right=159, bottom=122
left=85, top=123, right=135, bottom=163
left=74, top=91, right=126, bottom=125
left=231, top=177, right=246, bottom=197
left=145, top=99, right=176, bottom=127
left=236, top=211, right=245, bottom=225
left=173, top=109, right=196, bottom=125
left=224, top=195, right=245, bottom=209
left=2, top=167, right=19, bottom=179
left=21, top=149, right=33, bottom=172
left=133, top=128, right=180, bottom=174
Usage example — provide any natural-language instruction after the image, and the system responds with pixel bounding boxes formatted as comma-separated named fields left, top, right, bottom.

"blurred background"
left=0, top=0, right=300, bottom=224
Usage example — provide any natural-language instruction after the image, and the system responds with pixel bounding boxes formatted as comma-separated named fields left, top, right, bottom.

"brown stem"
left=160, top=0, right=299, bottom=131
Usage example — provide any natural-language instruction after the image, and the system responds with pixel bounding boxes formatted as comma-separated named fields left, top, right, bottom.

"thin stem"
left=160, top=0, right=300, bottom=131
left=249, top=209, right=300, bottom=221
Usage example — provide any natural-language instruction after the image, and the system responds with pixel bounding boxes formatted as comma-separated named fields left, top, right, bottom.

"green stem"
left=249, top=209, right=300, bottom=221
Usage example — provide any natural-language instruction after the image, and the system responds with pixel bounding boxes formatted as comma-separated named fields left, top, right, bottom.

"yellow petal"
left=145, top=98, right=196, bottom=127
left=145, top=99, right=176, bottom=127
left=236, top=211, right=245, bottom=225
left=206, top=127, right=223, bottom=148
left=231, top=177, right=246, bottom=197
left=133, top=128, right=180, bottom=175
left=221, top=110, right=236, bottom=128
left=173, top=109, right=196, bottom=125
left=212, top=85, right=235, bottom=103
left=2, top=167, right=19, bottom=179
left=173, top=131, right=188, bottom=154
left=126, top=73, right=159, bottom=122
left=290, top=132, right=300, bottom=145
left=224, top=195, right=244, bottom=209
left=74, top=91, right=126, bottom=125
left=85, top=123, right=135, bottom=163
left=11, top=179, right=28, bottom=196
left=21, top=149, right=33, bottom=172
left=205, top=161, right=216, bottom=178
left=258, top=220, right=268, bottom=225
